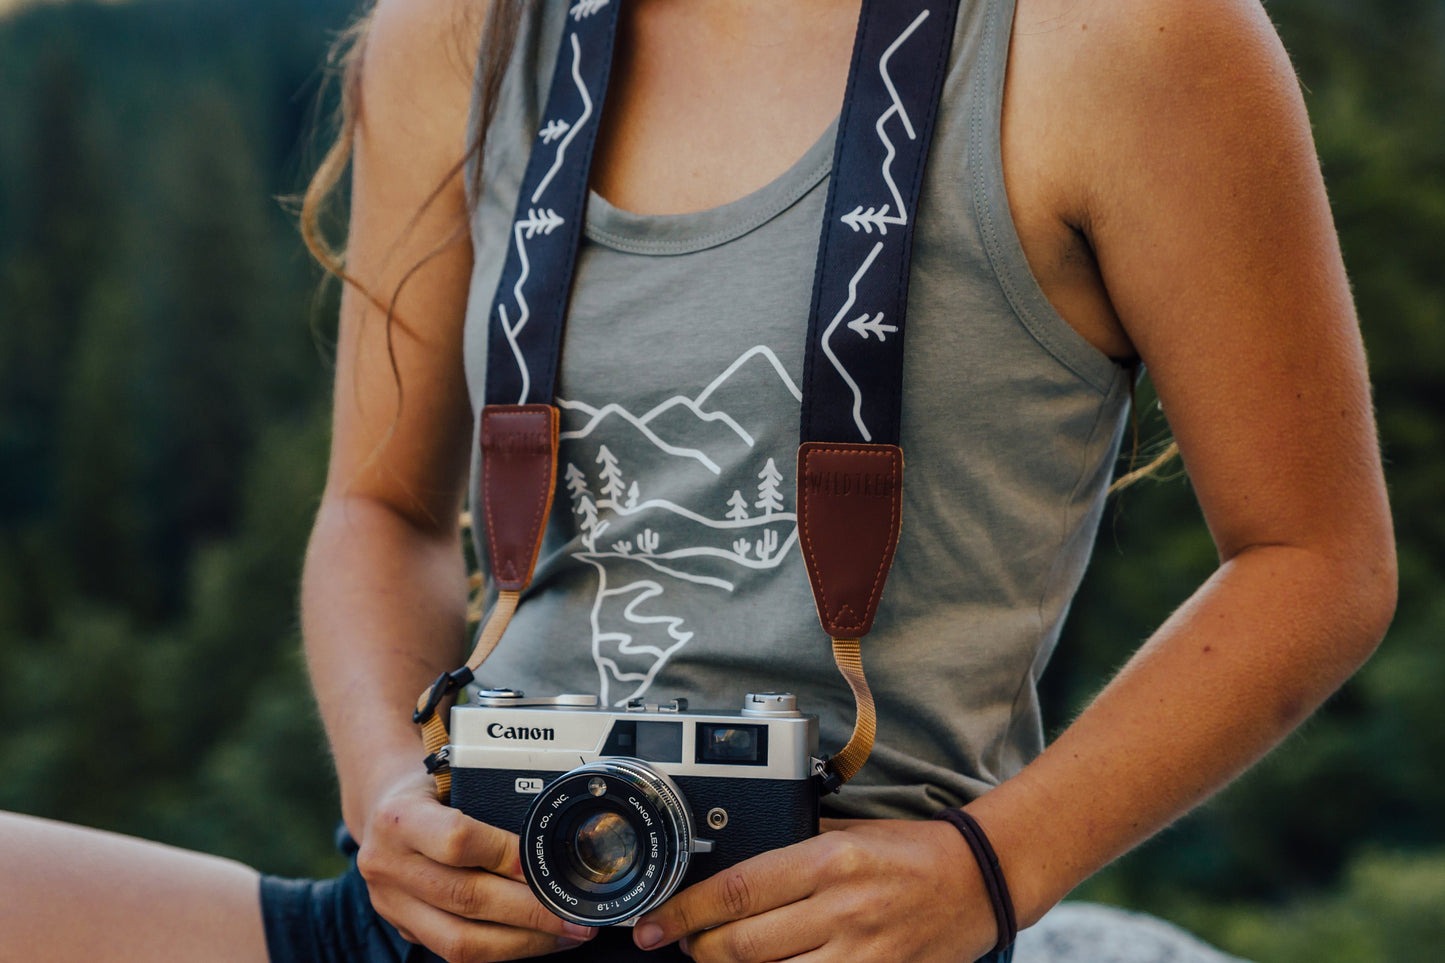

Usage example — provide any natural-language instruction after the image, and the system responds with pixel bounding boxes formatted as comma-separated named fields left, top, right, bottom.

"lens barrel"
left=520, top=759, right=695, bottom=926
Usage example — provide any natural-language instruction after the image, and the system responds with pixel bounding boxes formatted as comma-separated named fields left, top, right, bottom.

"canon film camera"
left=447, top=688, right=821, bottom=926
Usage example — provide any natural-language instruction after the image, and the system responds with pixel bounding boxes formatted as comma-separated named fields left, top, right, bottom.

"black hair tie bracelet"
left=932, top=807, right=1018, bottom=955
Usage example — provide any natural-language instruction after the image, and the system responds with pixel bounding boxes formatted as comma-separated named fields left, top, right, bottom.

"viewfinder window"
left=696, top=723, right=768, bottom=766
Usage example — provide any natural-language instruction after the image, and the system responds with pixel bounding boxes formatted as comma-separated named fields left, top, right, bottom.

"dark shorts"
left=259, top=827, right=1011, bottom=963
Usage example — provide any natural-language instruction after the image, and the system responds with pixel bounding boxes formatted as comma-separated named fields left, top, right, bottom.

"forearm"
left=299, top=492, right=597, bottom=959
left=302, top=493, right=471, bottom=837
left=969, top=541, right=1395, bottom=927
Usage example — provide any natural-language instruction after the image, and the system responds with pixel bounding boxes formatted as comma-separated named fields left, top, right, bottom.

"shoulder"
left=357, top=0, right=491, bottom=161
left=1010, top=0, right=1298, bottom=108
left=1009, top=0, right=1310, bottom=229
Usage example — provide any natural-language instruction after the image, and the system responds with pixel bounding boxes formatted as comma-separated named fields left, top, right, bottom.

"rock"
left=1014, top=902, right=1251, bottom=963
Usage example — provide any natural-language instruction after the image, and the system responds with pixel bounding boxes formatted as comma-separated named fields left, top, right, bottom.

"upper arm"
left=1063, top=0, right=1392, bottom=590
left=325, top=0, right=489, bottom=532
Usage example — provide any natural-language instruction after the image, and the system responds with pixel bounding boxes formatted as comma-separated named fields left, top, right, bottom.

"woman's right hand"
left=356, top=771, right=598, bottom=962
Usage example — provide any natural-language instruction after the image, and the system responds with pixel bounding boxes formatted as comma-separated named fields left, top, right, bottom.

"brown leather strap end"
left=796, top=442, right=903, bottom=638
left=480, top=405, right=560, bottom=591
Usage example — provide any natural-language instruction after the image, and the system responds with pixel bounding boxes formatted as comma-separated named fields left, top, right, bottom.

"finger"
left=387, top=892, right=596, bottom=963
left=816, top=818, right=862, bottom=833
left=634, top=844, right=820, bottom=950
left=397, top=800, right=526, bottom=881
left=405, top=863, right=596, bottom=941
left=680, top=901, right=823, bottom=963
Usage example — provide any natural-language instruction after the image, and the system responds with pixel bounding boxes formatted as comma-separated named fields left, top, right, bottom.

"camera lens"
left=520, top=759, right=695, bottom=926
left=571, top=811, right=638, bottom=883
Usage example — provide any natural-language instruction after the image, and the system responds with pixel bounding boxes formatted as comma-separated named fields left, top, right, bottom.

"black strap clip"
left=413, top=666, right=476, bottom=725
left=812, top=756, right=844, bottom=796
left=423, top=745, right=452, bottom=775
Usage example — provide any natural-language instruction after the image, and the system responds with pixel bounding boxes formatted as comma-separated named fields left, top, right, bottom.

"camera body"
left=448, top=688, right=821, bottom=926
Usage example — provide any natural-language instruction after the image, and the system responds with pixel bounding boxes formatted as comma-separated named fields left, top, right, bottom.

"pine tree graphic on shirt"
left=755, top=458, right=784, bottom=515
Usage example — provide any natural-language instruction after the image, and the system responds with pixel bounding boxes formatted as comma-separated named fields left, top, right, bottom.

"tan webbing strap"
left=415, top=589, right=521, bottom=800
left=414, top=404, right=560, bottom=801
left=463, top=588, right=521, bottom=674
left=796, top=443, right=903, bottom=789
left=827, top=638, right=877, bottom=786
left=419, top=711, right=454, bottom=799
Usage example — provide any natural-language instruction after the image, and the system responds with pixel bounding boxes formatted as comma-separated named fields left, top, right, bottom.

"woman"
left=0, top=0, right=1394, bottom=961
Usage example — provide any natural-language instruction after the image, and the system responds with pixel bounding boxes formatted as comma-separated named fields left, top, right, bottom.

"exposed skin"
left=0, top=811, right=267, bottom=962
left=0, top=0, right=1395, bottom=961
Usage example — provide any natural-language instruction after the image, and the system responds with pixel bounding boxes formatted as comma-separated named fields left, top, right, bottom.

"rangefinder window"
left=600, top=720, right=683, bottom=762
left=696, top=723, right=768, bottom=765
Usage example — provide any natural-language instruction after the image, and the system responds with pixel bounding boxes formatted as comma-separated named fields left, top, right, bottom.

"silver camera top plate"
left=448, top=689, right=819, bottom=781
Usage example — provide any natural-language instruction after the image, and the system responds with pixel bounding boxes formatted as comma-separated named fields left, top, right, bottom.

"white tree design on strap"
left=569, top=0, right=609, bottom=21
left=823, top=9, right=934, bottom=440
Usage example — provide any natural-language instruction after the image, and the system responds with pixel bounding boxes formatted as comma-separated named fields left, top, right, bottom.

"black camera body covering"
left=448, top=689, right=821, bottom=926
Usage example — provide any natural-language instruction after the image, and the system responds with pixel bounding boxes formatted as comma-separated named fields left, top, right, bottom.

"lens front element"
left=521, top=760, right=695, bottom=926
left=572, top=811, right=638, bottom=883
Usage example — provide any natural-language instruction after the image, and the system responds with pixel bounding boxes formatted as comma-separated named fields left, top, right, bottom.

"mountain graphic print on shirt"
left=554, top=345, right=803, bottom=706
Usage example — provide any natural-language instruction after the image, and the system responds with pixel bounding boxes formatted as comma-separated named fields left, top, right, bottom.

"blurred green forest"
left=0, top=0, right=1441, bottom=959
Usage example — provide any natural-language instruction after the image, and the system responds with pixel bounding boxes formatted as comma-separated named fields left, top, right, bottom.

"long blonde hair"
left=1111, top=373, right=1181, bottom=493
left=298, top=0, right=527, bottom=305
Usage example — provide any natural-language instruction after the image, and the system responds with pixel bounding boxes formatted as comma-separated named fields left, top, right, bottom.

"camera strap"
left=418, top=0, right=960, bottom=799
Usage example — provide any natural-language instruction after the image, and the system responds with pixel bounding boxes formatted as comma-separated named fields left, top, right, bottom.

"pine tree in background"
left=0, top=0, right=353, bottom=877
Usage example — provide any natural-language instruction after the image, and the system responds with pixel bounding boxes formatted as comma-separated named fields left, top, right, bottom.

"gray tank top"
left=462, top=0, right=1131, bottom=819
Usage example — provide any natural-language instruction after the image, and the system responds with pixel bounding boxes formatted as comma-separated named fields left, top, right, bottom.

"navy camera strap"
left=483, top=0, right=621, bottom=408
left=800, top=1, right=957, bottom=448
left=424, top=0, right=962, bottom=795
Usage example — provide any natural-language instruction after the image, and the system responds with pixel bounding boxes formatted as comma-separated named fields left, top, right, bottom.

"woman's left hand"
left=632, top=818, right=998, bottom=962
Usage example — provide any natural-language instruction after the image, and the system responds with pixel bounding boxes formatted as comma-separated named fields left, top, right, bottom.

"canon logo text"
left=487, top=722, right=556, bottom=741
